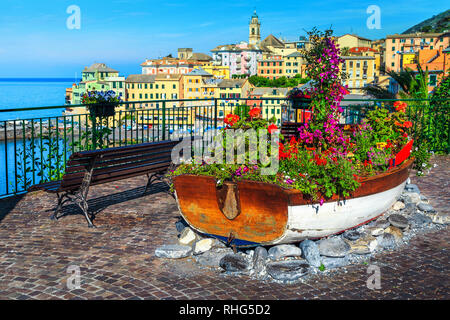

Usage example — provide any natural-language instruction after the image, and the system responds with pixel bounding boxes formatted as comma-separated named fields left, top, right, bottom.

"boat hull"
left=173, top=159, right=413, bottom=247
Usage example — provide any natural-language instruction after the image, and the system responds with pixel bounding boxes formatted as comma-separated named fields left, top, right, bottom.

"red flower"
left=224, top=114, right=240, bottom=127
left=268, top=124, right=278, bottom=134
left=394, top=101, right=407, bottom=113
left=248, top=107, right=261, bottom=118
left=403, top=121, right=412, bottom=128
left=402, top=132, right=408, bottom=138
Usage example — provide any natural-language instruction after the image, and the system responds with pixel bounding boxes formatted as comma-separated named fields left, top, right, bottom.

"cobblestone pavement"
left=0, top=156, right=448, bottom=300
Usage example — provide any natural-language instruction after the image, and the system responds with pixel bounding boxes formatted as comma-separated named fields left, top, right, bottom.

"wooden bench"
left=281, top=122, right=301, bottom=141
left=29, top=139, right=184, bottom=227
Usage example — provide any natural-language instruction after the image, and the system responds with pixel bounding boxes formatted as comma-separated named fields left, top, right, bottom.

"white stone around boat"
left=178, top=227, right=197, bottom=246
left=376, top=233, right=396, bottom=249
left=252, top=246, right=268, bottom=274
left=405, top=183, right=420, bottom=194
left=155, top=244, right=192, bottom=259
left=266, top=260, right=310, bottom=281
left=317, top=237, right=351, bottom=257
left=383, top=226, right=403, bottom=242
left=321, top=256, right=350, bottom=269
left=193, top=239, right=214, bottom=255
left=369, top=227, right=385, bottom=236
left=417, top=202, right=436, bottom=213
left=299, top=240, right=321, bottom=267
left=388, top=214, right=409, bottom=229
left=196, top=248, right=232, bottom=267
left=404, top=192, right=421, bottom=204
left=409, top=213, right=432, bottom=227
left=219, top=254, right=250, bottom=272
left=392, top=201, right=405, bottom=211
left=268, top=244, right=302, bottom=260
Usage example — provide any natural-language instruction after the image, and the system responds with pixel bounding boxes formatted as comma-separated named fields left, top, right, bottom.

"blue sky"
left=0, top=0, right=447, bottom=77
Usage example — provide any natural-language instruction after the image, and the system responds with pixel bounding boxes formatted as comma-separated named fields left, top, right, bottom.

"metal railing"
left=0, top=97, right=448, bottom=198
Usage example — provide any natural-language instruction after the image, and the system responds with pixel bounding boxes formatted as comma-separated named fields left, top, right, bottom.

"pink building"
left=385, top=32, right=449, bottom=72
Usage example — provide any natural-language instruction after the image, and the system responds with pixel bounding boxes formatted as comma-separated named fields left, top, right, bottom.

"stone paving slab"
left=0, top=156, right=448, bottom=300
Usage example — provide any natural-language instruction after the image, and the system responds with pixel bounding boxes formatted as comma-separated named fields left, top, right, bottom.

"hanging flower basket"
left=87, top=103, right=116, bottom=118
left=82, top=90, right=121, bottom=118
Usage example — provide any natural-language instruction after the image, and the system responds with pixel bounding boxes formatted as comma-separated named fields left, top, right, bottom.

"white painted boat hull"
left=270, top=180, right=407, bottom=244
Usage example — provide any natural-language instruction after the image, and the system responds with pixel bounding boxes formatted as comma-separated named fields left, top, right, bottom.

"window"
left=145, top=84, right=148, bottom=89
left=391, top=62, right=395, bottom=67
left=173, top=84, right=176, bottom=89
left=392, top=39, right=396, bottom=43
left=162, top=84, right=165, bottom=89
left=392, top=46, right=395, bottom=51
left=429, top=74, right=437, bottom=86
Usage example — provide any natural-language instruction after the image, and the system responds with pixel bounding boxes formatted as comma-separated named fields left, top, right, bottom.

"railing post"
left=162, top=100, right=166, bottom=141
left=214, top=98, right=218, bottom=129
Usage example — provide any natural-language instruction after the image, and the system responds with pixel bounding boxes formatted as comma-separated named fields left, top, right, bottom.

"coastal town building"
left=257, top=55, right=285, bottom=79
left=249, top=11, right=261, bottom=46
left=348, top=47, right=382, bottom=78
left=403, top=46, right=450, bottom=92
left=125, top=74, right=183, bottom=109
left=70, top=63, right=125, bottom=105
left=141, top=56, right=202, bottom=75
left=341, top=56, right=376, bottom=94
left=247, top=87, right=291, bottom=125
left=337, top=34, right=372, bottom=51
left=385, top=32, right=450, bottom=72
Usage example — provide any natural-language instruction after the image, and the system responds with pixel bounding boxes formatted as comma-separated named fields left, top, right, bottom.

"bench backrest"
left=59, top=140, right=180, bottom=191
left=281, top=122, right=300, bottom=141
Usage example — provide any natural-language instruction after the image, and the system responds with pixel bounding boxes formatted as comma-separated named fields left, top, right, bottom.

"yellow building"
left=195, top=63, right=230, bottom=79
left=341, top=56, right=376, bottom=94
left=337, top=34, right=372, bottom=52
left=216, top=79, right=254, bottom=116
left=182, top=68, right=214, bottom=104
left=248, top=87, right=290, bottom=125
left=284, top=51, right=305, bottom=77
left=125, top=74, right=182, bottom=109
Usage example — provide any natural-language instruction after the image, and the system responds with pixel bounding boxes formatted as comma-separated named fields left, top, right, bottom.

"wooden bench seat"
left=29, top=139, right=184, bottom=227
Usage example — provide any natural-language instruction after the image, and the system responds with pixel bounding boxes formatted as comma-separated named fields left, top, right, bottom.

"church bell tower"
left=249, top=11, right=261, bottom=46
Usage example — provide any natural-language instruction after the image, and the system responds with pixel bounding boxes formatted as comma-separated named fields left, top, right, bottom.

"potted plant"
left=81, top=90, right=121, bottom=118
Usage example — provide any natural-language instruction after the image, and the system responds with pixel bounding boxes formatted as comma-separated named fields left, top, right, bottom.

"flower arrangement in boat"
left=169, top=29, right=414, bottom=205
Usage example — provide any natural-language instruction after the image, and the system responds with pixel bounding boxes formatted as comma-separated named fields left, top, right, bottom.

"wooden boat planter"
left=173, top=157, right=414, bottom=247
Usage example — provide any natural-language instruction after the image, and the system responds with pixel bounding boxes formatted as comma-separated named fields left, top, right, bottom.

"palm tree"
left=362, top=63, right=429, bottom=99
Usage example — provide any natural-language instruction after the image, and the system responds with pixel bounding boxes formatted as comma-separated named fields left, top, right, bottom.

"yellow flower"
left=376, top=142, right=387, bottom=150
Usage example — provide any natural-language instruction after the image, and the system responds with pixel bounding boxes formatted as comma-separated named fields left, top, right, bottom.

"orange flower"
left=248, top=107, right=261, bottom=118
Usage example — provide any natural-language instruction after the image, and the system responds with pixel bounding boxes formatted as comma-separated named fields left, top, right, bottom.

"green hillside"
left=402, top=10, right=450, bottom=34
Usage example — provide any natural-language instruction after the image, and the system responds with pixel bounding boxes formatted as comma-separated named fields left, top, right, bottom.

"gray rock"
left=417, top=202, right=436, bottom=213
left=155, top=244, right=192, bottom=259
left=299, top=240, right=321, bottom=267
left=196, top=249, right=232, bottom=267
left=175, top=219, right=188, bottom=233
left=376, top=233, right=396, bottom=249
left=420, top=194, right=429, bottom=203
left=219, top=254, right=250, bottom=272
left=317, top=237, right=351, bottom=257
left=342, top=230, right=362, bottom=241
left=404, top=192, right=421, bottom=204
left=388, top=214, right=409, bottom=229
left=321, top=256, right=350, bottom=269
left=430, top=212, right=450, bottom=225
left=252, top=246, right=268, bottom=273
left=374, top=219, right=390, bottom=229
left=268, top=244, right=302, bottom=260
left=409, top=213, right=432, bottom=227
left=405, top=184, right=420, bottom=194
left=266, top=260, right=310, bottom=282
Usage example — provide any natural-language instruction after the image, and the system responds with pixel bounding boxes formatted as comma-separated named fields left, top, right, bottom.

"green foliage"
left=248, top=75, right=309, bottom=88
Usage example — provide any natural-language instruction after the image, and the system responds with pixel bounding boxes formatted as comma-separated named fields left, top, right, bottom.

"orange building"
left=385, top=32, right=449, bottom=72
left=257, top=55, right=284, bottom=79
left=404, top=46, right=450, bottom=92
